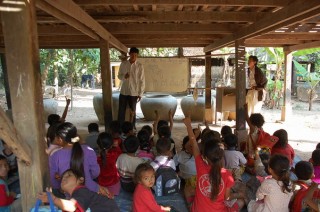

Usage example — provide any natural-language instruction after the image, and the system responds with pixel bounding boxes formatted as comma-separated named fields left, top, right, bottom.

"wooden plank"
left=0, top=0, right=48, bottom=210
left=36, top=23, right=234, bottom=35
left=204, top=51, right=212, bottom=123
left=255, top=33, right=320, bottom=40
left=281, top=48, right=293, bottom=121
left=100, top=39, right=113, bottom=130
left=36, top=1, right=100, bottom=40
left=287, top=40, right=320, bottom=52
left=37, top=0, right=127, bottom=52
left=245, top=39, right=304, bottom=45
left=74, top=0, right=289, bottom=7
left=204, top=0, right=320, bottom=52
left=235, top=40, right=246, bottom=139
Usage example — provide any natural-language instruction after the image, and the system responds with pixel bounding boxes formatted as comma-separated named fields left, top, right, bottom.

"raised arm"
left=168, top=109, right=173, bottom=132
left=244, top=103, right=254, bottom=133
left=153, top=110, right=160, bottom=135
left=183, top=117, right=200, bottom=158
left=38, top=191, right=77, bottom=212
left=60, top=97, right=71, bottom=122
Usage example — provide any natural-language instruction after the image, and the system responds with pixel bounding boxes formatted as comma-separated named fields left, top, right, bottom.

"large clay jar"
left=180, top=95, right=215, bottom=121
left=93, top=92, right=130, bottom=124
left=43, top=98, right=58, bottom=123
left=140, top=94, right=177, bottom=121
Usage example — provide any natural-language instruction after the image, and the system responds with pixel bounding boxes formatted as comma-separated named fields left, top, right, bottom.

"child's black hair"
left=249, top=113, right=265, bottom=128
left=269, top=154, right=291, bottom=193
left=156, top=137, right=171, bottom=155
left=55, top=122, right=84, bottom=176
left=158, top=125, right=171, bottom=138
left=202, top=130, right=221, bottom=146
left=141, top=125, right=152, bottom=136
left=224, top=134, right=238, bottom=149
left=122, top=121, right=133, bottom=134
left=157, top=120, right=168, bottom=131
left=203, top=141, right=224, bottom=200
left=134, top=163, right=154, bottom=184
left=96, top=132, right=113, bottom=167
left=273, top=129, right=288, bottom=148
left=124, top=135, right=140, bottom=153
left=0, top=155, right=7, bottom=162
left=316, top=143, right=320, bottom=149
left=88, top=123, right=99, bottom=133
left=46, top=124, right=58, bottom=147
left=48, top=114, right=61, bottom=126
left=182, top=136, right=189, bottom=151
left=312, top=149, right=320, bottom=166
left=110, top=120, right=121, bottom=135
left=137, top=129, right=151, bottom=152
left=295, top=161, right=314, bottom=181
left=221, top=125, right=232, bottom=138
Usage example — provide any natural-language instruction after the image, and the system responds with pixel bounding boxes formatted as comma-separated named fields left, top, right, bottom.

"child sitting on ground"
left=38, top=169, right=119, bottom=212
left=150, top=138, right=176, bottom=172
left=0, top=155, right=21, bottom=212
left=173, top=136, right=196, bottom=206
left=97, top=132, right=122, bottom=196
left=109, top=121, right=122, bottom=151
left=224, top=134, right=247, bottom=181
left=221, top=125, right=233, bottom=141
left=137, top=129, right=154, bottom=161
left=120, top=121, right=134, bottom=142
left=247, top=154, right=293, bottom=212
left=271, top=129, right=295, bottom=166
left=183, top=117, right=245, bottom=212
left=85, top=123, right=100, bottom=155
left=133, top=163, right=171, bottom=212
left=291, top=161, right=318, bottom=212
left=310, top=149, right=320, bottom=183
left=116, top=135, right=145, bottom=193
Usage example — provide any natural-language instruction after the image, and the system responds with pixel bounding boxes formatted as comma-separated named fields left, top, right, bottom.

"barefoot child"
left=133, top=163, right=171, bottom=212
left=38, top=169, right=119, bottom=212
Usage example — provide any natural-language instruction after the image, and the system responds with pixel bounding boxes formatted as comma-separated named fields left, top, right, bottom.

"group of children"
left=2, top=101, right=320, bottom=212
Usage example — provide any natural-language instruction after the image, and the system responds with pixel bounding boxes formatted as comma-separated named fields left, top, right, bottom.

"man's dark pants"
left=118, top=94, right=138, bottom=128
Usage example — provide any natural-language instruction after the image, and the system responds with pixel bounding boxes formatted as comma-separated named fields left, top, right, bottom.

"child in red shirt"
left=97, top=132, right=122, bottom=196
left=183, top=117, right=245, bottom=212
left=132, top=163, right=171, bottom=212
left=271, top=129, right=295, bottom=166
left=0, top=155, right=15, bottom=210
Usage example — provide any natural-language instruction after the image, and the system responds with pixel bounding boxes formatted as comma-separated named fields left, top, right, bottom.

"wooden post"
left=235, top=40, right=247, bottom=143
left=204, top=51, right=213, bottom=123
left=0, top=0, right=48, bottom=211
left=0, top=53, right=12, bottom=110
left=281, top=47, right=293, bottom=121
left=100, top=39, right=113, bottom=131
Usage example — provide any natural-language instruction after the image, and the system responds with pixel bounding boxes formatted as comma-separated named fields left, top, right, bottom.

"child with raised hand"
left=137, top=129, right=154, bottom=161
left=183, top=117, right=245, bottom=212
left=97, top=132, right=122, bottom=196
left=133, top=163, right=171, bottom=212
left=109, top=120, right=122, bottom=151
left=38, top=169, right=119, bottom=212
left=271, top=129, right=295, bottom=166
left=247, top=154, right=293, bottom=212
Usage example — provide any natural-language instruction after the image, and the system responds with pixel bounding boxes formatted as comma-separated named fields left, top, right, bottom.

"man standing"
left=246, top=55, right=268, bottom=115
left=118, top=47, right=145, bottom=128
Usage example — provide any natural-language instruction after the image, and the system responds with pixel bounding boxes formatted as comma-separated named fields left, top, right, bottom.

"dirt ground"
left=1, top=88, right=320, bottom=161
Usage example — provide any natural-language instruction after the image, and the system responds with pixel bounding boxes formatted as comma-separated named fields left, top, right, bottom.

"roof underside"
left=0, top=0, right=319, bottom=52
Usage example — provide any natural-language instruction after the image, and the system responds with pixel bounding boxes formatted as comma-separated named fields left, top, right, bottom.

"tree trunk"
left=41, top=50, right=53, bottom=94
left=67, top=49, right=74, bottom=109
left=309, top=89, right=313, bottom=111
left=53, top=50, right=58, bottom=98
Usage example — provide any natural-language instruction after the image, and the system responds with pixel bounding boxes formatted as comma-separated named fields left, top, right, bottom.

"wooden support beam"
left=235, top=40, right=247, bottom=142
left=204, top=0, right=320, bottom=52
left=0, top=0, right=48, bottom=210
left=281, top=48, right=293, bottom=122
left=37, top=23, right=235, bottom=35
left=204, top=51, right=213, bottom=123
left=100, top=39, right=113, bottom=130
left=36, top=11, right=264, bottom=23
left=37, top=0, right=127, bottom=52
left=286, top=40, right=320, bottom=52
left=74, top=0, right=289, bottom=7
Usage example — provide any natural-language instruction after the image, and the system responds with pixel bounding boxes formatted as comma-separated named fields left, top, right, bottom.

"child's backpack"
left=291, top=181, right=320, bottom=212
left=155, top=166, right=180, bottom=196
